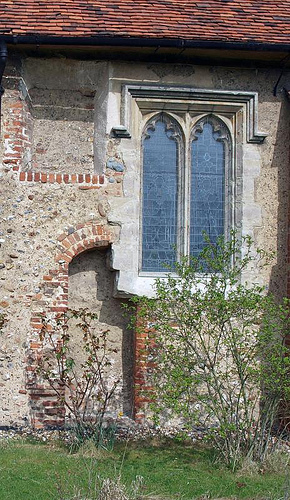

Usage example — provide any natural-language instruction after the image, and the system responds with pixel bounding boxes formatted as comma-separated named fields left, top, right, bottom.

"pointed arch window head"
left=141, top=113, right=232, bottom=273
left=141, top=114, right=182, bottom=272
left=190, top=115, right=231, bottom=257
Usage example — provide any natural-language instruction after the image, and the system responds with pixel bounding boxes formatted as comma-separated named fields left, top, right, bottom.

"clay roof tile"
left=0, top=0, right=289, bottom=45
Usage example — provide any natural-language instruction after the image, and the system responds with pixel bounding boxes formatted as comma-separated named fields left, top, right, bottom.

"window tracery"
left=141, top=113, right=232, bottom=272
left=142, top=113, right=182, bottom=272
left=190, top=115, right=231, bottom=257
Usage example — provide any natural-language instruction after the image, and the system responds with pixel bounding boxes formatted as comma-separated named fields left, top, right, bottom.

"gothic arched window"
left=141, top=113, right=231, bottom=273
left=190, top=115, right=231, bottom=257
left=141, top=114, right=182, bottom=272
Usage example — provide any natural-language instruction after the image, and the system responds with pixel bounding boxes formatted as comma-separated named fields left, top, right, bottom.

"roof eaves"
left=3, top=33, right=290, bottom=53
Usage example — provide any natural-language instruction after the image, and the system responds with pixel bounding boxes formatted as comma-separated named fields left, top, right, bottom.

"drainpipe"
left=0, top=41, right=8, bottom=134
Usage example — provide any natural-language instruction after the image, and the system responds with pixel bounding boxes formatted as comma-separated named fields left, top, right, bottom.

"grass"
left=0, top=438, right=288, bottom=500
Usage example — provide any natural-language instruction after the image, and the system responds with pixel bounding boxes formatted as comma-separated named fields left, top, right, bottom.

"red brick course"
left=18, top=171, right=105, bottom=185
left=133, top=308, right=156, bottom=423
left=2, top=91, right=32, bottom=172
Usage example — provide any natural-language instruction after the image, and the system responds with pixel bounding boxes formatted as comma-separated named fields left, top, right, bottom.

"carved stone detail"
left=191, top=114, right=231, bottom=145
left=143, top=112, right=182, bottom=144
left=121, top=85, right=267, bottom=144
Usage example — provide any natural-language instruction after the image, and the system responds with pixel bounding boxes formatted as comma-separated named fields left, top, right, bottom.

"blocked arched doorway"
left=27, top=223, right=133, bottom=428
left=68, top=247, right=133, bottom=417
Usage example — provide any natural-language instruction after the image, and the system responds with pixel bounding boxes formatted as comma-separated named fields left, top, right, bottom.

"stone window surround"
left=140, top=112, right=232, bottom=272
left=106, top=85, right=266, bottom=297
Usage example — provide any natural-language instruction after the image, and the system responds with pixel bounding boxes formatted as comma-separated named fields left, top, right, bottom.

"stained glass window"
left=142, top=115, right=179, bottom=272
left=141, top=113, right=230, bottom=273
left=190, top=118, right=226, bottom=257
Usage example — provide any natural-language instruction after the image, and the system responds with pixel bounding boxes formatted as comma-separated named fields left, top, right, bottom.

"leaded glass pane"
left=190, top=120, right=225, bottom=257
left=142, top=117, right=178, bottom=272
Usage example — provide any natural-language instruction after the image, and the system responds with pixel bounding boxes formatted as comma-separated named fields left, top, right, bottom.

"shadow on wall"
left=68, top=247, right=133, bottom=417
left=267, top=92, right=290, bottom=429
left=267, top=93, right=290, bottom=300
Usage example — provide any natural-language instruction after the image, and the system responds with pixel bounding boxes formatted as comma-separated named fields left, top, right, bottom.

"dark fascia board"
left=7, top=45, right=289, bottom=70
left=2, top=34, right=290, bottom=53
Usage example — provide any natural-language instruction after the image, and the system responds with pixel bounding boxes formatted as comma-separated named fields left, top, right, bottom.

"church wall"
left=0, top=55, right=289, bottom=426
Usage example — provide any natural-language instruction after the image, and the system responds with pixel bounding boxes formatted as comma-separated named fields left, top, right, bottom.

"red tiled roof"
left=0, top=0, right=290, bottom=47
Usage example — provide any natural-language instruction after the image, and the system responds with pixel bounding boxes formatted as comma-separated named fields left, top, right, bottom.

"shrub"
left=131, top=232, right=290, bottom=470
left=37, top=308, right=120, bottom=448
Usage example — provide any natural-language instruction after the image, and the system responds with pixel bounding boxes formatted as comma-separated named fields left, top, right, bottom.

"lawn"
left=0, top=439, right=288, bottom=500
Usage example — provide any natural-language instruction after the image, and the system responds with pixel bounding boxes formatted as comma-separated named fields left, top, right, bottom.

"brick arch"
left=38, top=222, right=114, bottom=314
left=27, top=222, right=116, bottom=428
left=55, top=223, right=113, bottom=266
